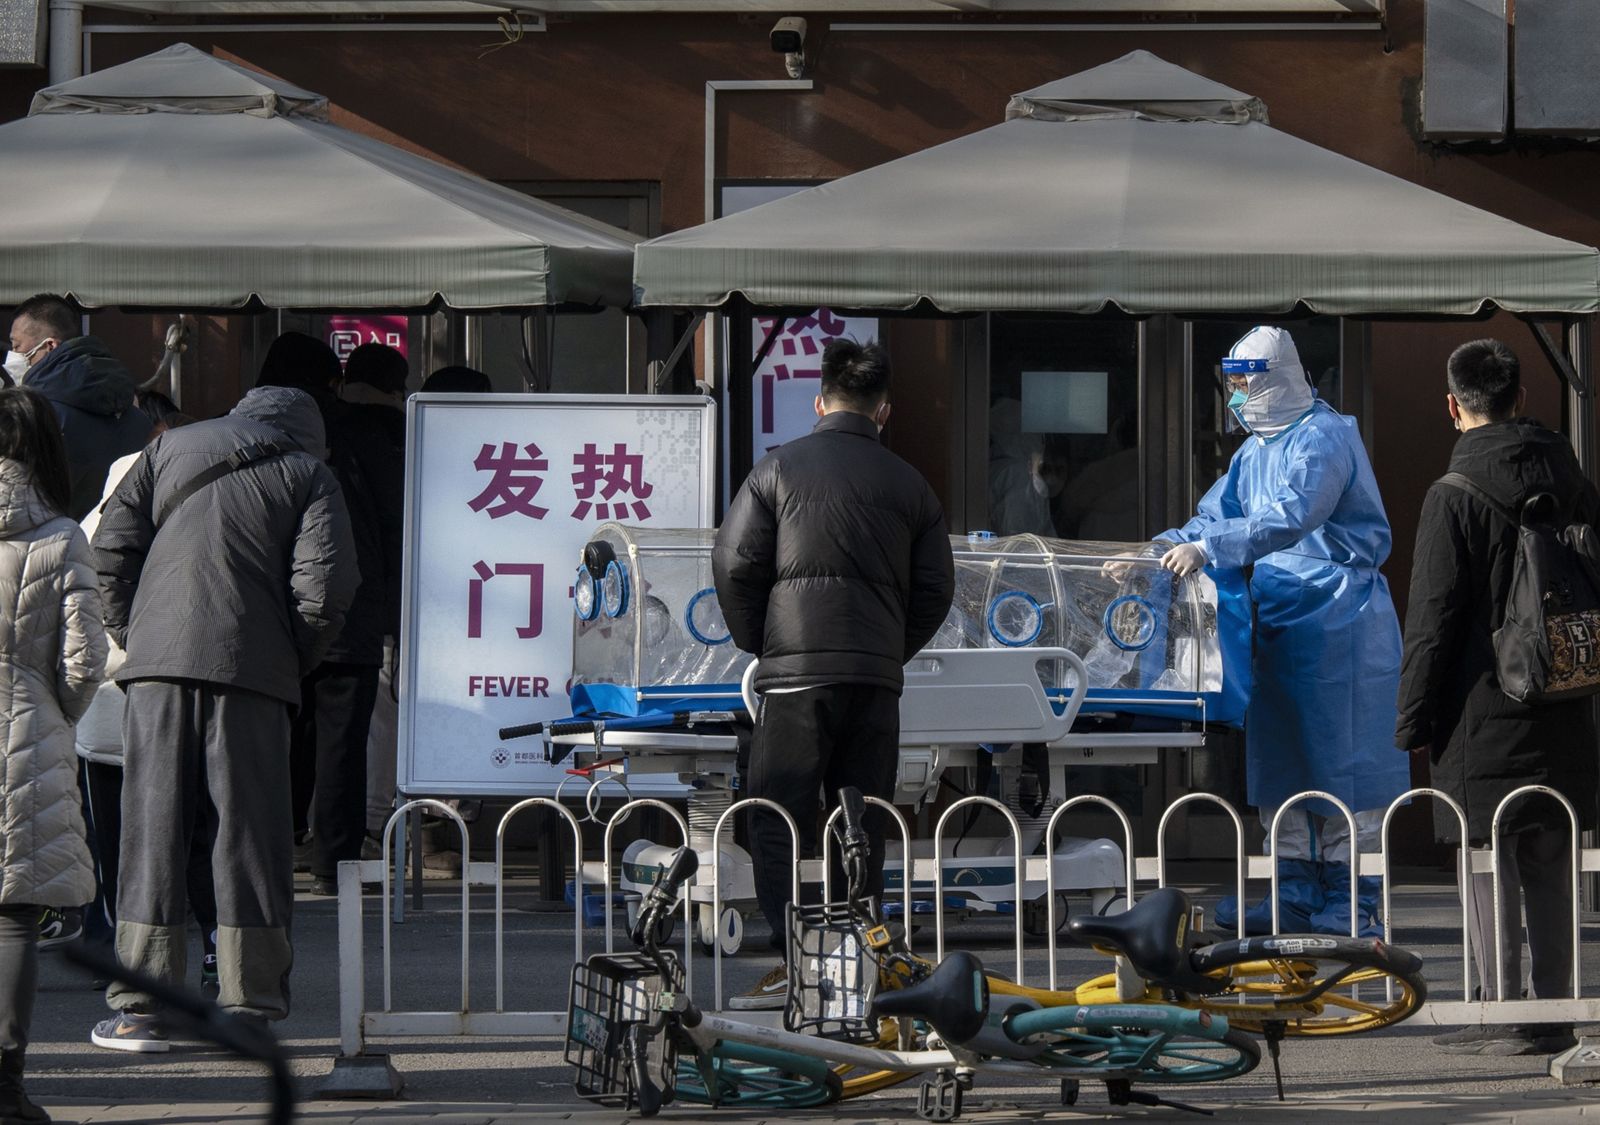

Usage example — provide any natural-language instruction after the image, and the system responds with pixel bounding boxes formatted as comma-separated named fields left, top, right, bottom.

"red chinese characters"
left=571, top=442, right=654, bottom=521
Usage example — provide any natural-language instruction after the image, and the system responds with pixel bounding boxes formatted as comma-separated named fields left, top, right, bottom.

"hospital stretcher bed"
left=545, top=527, right=1247, bottom=955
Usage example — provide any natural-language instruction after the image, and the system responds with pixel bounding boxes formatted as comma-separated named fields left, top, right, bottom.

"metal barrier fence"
left=329, top=782, right=1600, bottom=1092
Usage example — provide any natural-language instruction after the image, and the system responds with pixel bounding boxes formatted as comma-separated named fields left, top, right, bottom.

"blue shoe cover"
left=1214, top=859, right=1323, bottom=936
left=1308, top=866, right=1383, bottom=938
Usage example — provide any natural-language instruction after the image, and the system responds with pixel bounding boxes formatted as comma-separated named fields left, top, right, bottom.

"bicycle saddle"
left=1066, top=886, right=1225, bottom=996
left=869, top=950, right=989, bottom=1045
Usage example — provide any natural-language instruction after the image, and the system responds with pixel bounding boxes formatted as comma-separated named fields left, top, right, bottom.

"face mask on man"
left=4, top=338, right=54, bottom=384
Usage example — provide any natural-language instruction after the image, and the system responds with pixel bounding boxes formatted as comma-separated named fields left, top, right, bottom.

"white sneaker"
left=726, top=964, right=788, bottom=1011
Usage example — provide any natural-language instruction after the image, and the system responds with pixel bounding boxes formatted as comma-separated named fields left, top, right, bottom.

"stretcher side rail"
left=898, top=647, right=1088, bottom=746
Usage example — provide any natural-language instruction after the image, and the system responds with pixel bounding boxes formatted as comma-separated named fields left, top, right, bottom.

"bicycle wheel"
left=674, top=1041, right=843, bottom=1108
left=1011, top=1003, right=1260, bottom=1084
left=1186, top=935, right=1427, bottom=1035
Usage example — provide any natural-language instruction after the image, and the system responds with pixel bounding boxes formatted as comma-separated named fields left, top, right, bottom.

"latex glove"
left=1101, top=551, right=1143, bottom=583
left=1160, top=542, right=1208, bottom=577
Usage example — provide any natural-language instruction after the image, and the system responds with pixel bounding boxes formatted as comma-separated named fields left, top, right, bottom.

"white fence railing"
left=329, top=783, right=1600, bottom=1091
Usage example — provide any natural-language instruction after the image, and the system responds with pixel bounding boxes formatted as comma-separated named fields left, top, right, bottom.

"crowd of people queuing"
left=0, top=293, right=491, bottom=1120
left=0, top=292, right=1584, bottom=1120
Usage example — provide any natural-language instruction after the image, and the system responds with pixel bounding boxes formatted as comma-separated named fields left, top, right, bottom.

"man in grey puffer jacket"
left=89, top=385, right=358, bottom=1050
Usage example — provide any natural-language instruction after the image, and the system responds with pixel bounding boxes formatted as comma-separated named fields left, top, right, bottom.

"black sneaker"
left=726, top=964, right=788, bottom=1011
left=0, top=1086, right=50, bottom=1123
left=309, top=877, right=338, bottom=897
left=90, top=1012, right=169, bottom=1053
left=36, top=907, right=82, bottom=951
left=293, top=832, right=313, bottom=874
left=1434, top=1024, right=1577, bottom=1056
left=200, top=954, right=219, bottom=1001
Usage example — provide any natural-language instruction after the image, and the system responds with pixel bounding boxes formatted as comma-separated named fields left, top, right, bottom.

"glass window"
left=1187, top=317, right=1341, bottom=509
left=986, top=317, right=1140, bottom=542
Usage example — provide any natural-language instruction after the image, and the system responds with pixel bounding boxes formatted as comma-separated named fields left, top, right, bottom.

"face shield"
left=1221, top=356, right=1269, bottom=434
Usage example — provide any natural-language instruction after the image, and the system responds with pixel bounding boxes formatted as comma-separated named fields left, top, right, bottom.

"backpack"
left=1438, top=472, right=1600, bottom=704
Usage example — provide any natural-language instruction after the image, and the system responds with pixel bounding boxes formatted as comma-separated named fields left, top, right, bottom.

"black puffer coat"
left=319, top=399, right=405, bottom=666
left=1395, top=418, right=1600, bottom=843
left=713, top=410, right=954, bottom=694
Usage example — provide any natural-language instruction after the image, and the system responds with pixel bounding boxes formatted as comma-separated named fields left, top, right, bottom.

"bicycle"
left=566, top=789, right=1265, bottom=1120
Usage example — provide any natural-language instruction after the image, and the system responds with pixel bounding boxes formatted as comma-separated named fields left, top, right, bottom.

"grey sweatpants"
left=1460, top=826, right=1575, bottom=1002
left=111, top=680, right=294, bottom=1020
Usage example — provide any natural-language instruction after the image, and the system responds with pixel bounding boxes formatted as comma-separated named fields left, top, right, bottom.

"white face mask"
left=1030, top=472, right=1049, bottom=497
left=2, top=352, right=29, bottom=384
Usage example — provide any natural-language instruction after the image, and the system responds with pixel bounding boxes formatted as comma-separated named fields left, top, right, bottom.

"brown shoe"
left=726, top=964, right=788, bottom=1011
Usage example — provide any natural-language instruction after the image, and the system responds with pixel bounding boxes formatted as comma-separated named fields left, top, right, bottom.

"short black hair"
left=422, top=365, right=492, bottom=394
left=345, top=343, right=409, bottom=393
left=0, top=387, right=72, bottom=516
left=819, top=338, right=889, bottom=411
left=11, top=294, right=78, bottom=342
left=257, top=331, right=341, bottom=393
left=1447, top=338, right=1521, bottom=419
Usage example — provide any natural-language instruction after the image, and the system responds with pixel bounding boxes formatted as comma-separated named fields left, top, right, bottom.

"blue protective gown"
left=1162, top=401, right=1409, bottom=814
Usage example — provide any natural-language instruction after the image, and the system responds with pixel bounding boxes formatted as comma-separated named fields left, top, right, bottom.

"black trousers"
left=291, top=663, right=381, bottom=882
left=82, top=760, right=217, bottom=959
left=744, top=684, right=899, bottom=955
left=0, top=904, right=36, bottom=1084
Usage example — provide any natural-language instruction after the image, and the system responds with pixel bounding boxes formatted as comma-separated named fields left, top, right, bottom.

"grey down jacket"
left=0, top=458, right=103, bottom=908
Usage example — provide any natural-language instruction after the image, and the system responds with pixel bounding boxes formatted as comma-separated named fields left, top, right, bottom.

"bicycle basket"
left=566, top=950, right=682, bottom=1107
left=784, top=900, right=879, bottom=1042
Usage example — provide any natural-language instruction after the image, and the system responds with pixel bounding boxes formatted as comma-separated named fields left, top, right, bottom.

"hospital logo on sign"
left=491, top=747, right=510, bottom=769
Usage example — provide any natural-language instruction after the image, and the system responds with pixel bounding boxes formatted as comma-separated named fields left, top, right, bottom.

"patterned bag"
left=1440, top=472, right=1600, bottom=704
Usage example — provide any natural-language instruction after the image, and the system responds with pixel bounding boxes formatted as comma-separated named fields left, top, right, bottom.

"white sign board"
left=751, top=308, right=878, bottom=457
left=398, top=393, right=717, bottom=796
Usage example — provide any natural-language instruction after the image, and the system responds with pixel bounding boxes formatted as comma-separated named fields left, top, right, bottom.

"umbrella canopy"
left=2, top=43, right=638, bottom=311
left=634, top=51, right=1599, bottom=317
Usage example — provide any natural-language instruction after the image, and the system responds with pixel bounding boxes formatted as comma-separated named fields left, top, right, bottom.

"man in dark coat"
left=257, top=333, right=403, bottom=896
left=713, top=338, right=954, bottom=1010
left=8, top=294, right=148, bottom=519
left=1396, top=338, right=1598, bottom=1055
left=90, top=385, right=357, bottom=1048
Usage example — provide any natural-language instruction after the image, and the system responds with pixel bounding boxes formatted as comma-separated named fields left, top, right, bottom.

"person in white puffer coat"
left=0, top=385, right=106, bottom=1123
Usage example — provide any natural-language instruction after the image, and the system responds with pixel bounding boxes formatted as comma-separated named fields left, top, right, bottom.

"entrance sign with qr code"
left=398, top=393, right=717, bottom=796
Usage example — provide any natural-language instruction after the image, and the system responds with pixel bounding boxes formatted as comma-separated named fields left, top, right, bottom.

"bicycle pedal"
left=917, top=1071, right=964, bottom=1122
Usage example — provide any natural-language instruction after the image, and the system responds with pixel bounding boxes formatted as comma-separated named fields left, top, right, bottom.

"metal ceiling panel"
left=1515, top=0, right=1600, bottom=136
left=1422, top=0, right=1506, bottom=140
left=0, top=0, right=44, bottom=68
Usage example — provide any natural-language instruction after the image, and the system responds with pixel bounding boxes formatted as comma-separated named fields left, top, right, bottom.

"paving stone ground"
left=25, top=871, right=1600, bottom=1123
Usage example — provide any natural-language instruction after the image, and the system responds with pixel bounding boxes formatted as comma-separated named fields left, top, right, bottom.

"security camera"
left=770, top=16, right=806, bottom=54
left=770, top=16, right=806, bottom=78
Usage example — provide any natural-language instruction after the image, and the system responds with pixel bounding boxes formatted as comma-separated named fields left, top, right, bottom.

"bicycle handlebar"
left=839, top=787, right=869, bottom=846
left=630, top=845, right=698, bottom=955
left=835, top=787, right=873, bottom=912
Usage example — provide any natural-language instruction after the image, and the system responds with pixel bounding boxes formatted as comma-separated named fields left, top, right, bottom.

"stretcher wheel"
left=697, top=905, right=743, bottom=956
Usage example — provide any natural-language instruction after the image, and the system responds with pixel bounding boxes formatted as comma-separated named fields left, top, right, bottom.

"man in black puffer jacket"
left=8, top=294, right=149, bottom=519
left=1397, top=338, right=1599, bottom=1056
left=713, top=338, right=953, bottom=1010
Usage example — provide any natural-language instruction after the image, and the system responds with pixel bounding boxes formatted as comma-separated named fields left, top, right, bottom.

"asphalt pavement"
left=22, top=869, right=1600, bottom=1123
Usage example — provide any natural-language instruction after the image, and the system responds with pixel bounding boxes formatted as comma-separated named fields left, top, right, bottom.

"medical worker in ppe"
left=1157, top=326, right=1408, bottom=937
